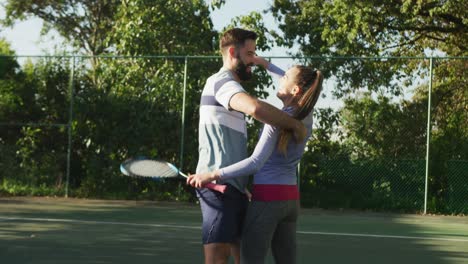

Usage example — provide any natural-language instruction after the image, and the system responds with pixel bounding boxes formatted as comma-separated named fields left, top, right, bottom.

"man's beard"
left=234, top=57, right=253, bottom=81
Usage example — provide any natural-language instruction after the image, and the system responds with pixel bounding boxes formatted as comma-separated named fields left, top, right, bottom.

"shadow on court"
left=294, top=210, right=468, bottom=264
left=0, top=197, right=467, bottom=264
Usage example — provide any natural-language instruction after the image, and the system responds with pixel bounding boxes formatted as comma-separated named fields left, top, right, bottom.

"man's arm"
left=229, top=92, right=307, bottom=142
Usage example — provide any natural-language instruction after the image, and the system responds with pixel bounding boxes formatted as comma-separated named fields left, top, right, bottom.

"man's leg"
left=203, top=243, right=231, bottom=264
left=198, top=186, right=248, bottom=264
left=202, top=241, right=241, bottom=264
left=230, top=241, right=241, bottom=264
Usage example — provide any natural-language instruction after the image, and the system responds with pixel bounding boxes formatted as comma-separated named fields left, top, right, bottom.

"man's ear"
left=228, top=46, right=237, bottom=58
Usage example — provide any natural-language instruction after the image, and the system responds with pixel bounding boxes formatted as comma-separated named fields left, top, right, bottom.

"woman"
left=187, top=58, right=323, bottom=264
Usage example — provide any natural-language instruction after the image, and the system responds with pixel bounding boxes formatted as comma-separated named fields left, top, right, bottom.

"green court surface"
left=0, top=197, right=467, bottom=264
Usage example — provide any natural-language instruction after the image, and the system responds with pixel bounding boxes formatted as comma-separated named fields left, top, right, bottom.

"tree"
left=340, top=94, right=428, bottom=160
left=0, top=38, right=72, bottom=191
left=269, top=0, right=467, bottom=95
left=269, top=0, right=467, bottom=167
left=2, top=0, right=120, bottom=86
left=268, top=1, right=466, bottom=212
left=1, top=1, right=282, bottom=199
left=0, top=39, right=23, bottom=185
left=2, top=0, right=118, bottom=56
left=68, top=0, right=223, bottom=197
left=0, top=39, right=22, bottom=123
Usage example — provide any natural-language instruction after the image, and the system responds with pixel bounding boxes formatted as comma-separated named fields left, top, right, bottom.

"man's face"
left=234, top=39, right=256, bottom=81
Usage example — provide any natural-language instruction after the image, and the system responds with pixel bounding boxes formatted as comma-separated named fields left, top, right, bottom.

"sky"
left=0, top=0, right=280, bottom=55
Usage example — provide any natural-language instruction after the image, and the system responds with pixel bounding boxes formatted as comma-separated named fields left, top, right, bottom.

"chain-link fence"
left=0, top=55, right=466, bottom=214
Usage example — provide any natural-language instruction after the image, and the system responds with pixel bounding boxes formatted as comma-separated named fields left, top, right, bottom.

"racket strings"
left=158, top=165, right=178, bottom=177
left=126, top=160, right=178, bottom=178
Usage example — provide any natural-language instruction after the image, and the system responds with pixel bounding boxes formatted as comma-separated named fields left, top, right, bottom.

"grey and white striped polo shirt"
left=196, top=67, right=249, bottom=192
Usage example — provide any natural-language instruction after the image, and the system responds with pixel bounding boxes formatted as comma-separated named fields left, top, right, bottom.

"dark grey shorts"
left=197, top=185, right=248, bottom=244
left=241, top=200, right=299, bottom=264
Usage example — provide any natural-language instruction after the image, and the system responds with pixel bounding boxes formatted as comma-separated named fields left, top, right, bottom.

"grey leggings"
left=240, top=200, right=299, bottom=264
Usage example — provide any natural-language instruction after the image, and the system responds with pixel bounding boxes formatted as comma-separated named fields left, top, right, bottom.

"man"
left=190, top=28, right=306, bottom=264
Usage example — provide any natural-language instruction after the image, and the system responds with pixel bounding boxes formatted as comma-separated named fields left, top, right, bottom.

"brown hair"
left=219, top=28, right=257, bottom=54
left=277, top=66, right=324, bottom=155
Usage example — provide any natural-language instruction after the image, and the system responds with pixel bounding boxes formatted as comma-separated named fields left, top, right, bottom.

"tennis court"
left=0, top=197, right=467, bottom=264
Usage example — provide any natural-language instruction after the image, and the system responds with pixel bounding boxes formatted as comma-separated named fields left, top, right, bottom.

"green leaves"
left=269, top=0, right=467, bottom=96
left=111, top=0, right=216, bottom=56
left=3, top=0, right=119, bottom=56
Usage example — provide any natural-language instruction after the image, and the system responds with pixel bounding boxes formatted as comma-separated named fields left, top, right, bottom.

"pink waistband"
left=252, top=184, right=299, bottom=201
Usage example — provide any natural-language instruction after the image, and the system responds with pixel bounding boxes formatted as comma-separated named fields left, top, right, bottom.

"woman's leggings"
left=240, top=200, right=299, bottom=264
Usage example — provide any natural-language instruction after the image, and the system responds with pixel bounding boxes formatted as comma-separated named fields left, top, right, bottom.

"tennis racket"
left=120, top=158, right=227, bottom=193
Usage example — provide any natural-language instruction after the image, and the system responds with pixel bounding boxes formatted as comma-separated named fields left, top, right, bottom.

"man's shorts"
left=196, top=184, right=248, bottom=244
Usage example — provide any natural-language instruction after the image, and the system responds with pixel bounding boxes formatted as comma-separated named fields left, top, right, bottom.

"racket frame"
left=120, top=158, right=227, bottom=193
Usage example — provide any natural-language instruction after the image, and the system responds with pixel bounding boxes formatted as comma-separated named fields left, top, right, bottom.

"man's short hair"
left=219, top=28, right=257, bottom=53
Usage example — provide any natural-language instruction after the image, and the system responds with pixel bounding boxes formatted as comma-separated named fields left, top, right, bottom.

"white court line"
left=296, top=231, right=468, bottom=243
left=0, top=216, right=200, bottom=230
left=1, top=216, right=467, bottom=243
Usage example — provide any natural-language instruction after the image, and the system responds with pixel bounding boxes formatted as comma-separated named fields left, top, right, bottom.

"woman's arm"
left=221, top=124, right=279, bottom=179
left=252, top=56, right=285, bottom=77
left=186, top=124, right=279, bottom=188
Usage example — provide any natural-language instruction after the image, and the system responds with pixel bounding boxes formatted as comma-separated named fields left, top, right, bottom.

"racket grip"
left=205, top=183, right=227, bottom=193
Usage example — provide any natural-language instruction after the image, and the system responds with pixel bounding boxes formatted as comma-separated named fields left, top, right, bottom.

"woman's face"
left=277, top=67, right=300, bottom=102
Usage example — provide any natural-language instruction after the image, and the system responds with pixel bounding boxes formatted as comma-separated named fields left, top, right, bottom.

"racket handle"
left=179, top=171, right=226, bottom=193
left=205, top=183, right=227, bottom=193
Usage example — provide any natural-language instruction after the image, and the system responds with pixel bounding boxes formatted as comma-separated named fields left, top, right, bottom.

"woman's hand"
left=251, top=55, right=269, bottom=69
left=186, top=170, right=221, bottom=188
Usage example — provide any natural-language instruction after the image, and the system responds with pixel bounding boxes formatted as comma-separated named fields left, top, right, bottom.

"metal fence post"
left=297, top=162, right=301, bottom=195
left=424, top=57, right=433, bottom=214
left=65, top=57, right=75, bottom=198
left=179, top=57, right=188, bottom=171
